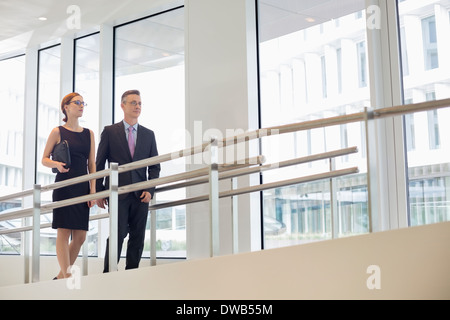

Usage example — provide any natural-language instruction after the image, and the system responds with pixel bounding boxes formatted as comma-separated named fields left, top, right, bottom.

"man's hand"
left=96, top=198, right=108, bottom=209
left=140, top=191, right=152, bottom=203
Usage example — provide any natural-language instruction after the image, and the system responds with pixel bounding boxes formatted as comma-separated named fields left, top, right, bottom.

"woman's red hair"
left=60, top=92, right=81, bottom=122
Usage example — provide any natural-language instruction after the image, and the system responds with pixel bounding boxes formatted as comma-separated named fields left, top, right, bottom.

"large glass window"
left=258, top=0, right=369, bottom=249
left=114, top=7, right=185, bottom=258
left=74, top=33, right=101, bottom=145
left=398, top=0, right=450, bottom=226
left=36, top=44, right=61, bottom=255
left=0, top=55, right=25, bottom=254
left=74, top=33, right=101, bottom=257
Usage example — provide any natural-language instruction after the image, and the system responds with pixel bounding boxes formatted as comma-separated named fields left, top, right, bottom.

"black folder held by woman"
left=51, top=140, right=71, bottom=173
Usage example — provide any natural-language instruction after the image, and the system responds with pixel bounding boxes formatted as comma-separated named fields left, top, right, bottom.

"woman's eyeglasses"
left=70, top=100, right=87, bottom=106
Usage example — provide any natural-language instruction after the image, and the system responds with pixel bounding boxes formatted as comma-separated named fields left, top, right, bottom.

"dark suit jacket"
left=96, top=121, right=160, bottom=200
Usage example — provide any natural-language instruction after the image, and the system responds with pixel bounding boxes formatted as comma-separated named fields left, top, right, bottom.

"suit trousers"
left=103, top=192, right=149, bottom=272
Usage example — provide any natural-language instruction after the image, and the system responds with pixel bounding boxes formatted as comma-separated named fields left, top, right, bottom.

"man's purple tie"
left=128, top=126, right=135, bottom=158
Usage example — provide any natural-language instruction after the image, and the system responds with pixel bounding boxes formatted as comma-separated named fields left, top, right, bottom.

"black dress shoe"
left=53, top=277, right=58, bottom=280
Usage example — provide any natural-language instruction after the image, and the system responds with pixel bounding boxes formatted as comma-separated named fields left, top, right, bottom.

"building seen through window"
left=258, top=0, right=450, bottom=249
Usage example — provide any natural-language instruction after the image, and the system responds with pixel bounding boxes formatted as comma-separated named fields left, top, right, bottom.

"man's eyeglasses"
left=127, top=101, right=142, bottom=106
left=70, top=100, right=87, bottom=106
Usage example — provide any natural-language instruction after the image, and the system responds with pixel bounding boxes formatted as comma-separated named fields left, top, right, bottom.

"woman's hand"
left=56, top=162, right=69, bottom=173
left=88, top=188, right=97, bottom=208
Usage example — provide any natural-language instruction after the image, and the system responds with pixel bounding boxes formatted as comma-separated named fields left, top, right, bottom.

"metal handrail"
left=2, top=98, right=449, bottom=210
left=1, top=98, right=449, bottom=283
left=0, top=147, right=356, bottom=223
left=0, top=144, right=359, bottom=282
left=0, top=189, right=33, bottom=202
left=0, top=136, right=221, bottom=282
left=0, top=146, right=358, bottom=282
left=155, top=146, right=358, bottom=193
left=40, top=170, right=111, bottom=193
left=149, top=167, right=359, bottom=211
left=0, top=208, right=33, bottom=221
left=0, top=155, right=268, bottom=223
left=0, top=140, right=217, bottom=223
left=374, top=98, right=450, bottom=117
left=218, top=98, right=450, bottom=147
left=118, top=140, right=213, bottom=173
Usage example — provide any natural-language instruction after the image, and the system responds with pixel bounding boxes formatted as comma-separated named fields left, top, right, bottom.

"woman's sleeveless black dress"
left=52, top=126, right=91, bottom=231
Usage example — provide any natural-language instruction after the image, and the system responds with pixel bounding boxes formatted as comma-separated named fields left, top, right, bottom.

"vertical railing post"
left=209, top=137, right=219, bottom=257
left=32, top=184, right=41, bottom=283
left=23, top=216, right=31, bottom=284
left=150, top=196, right=156, bottom=266
left=364, top=107, right=373, bottom=233
left=109, top=163, right=119, bottom=272
left=231, top=177, right=238, bottom=254
left=329, top=158, right=338, bottom=239
left=82, top=235, right=88, bottom=276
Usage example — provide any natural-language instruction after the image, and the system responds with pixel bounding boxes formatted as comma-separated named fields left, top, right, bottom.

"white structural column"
left=22, top=48, right=38, bottom=283
left=185, top=0, right=260, bottom=258
left=98, top=24, right=114, bottom=259
left=60, top=36, right=74, bottom=104
left=99, top=24, right=114, bottom=130
left=366, top=0, right=407, bottom=231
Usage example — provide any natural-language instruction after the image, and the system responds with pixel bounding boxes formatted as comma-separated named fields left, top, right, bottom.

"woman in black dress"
left=42, top=92, right=96, bottom=279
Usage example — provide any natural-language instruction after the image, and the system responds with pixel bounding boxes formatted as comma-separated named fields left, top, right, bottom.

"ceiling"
left=0, top=0, right=176, bottom=55
left=258, top=0, right=365, bottom=42
left=0, top=0, right=365, bottom=71
left=0, top=0, right=365, bottom=48
left=0, top=0, right=184, bottom=41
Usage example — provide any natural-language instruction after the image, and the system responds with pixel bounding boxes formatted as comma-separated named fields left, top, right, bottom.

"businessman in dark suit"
left=96, top=89, right=160, bottom=272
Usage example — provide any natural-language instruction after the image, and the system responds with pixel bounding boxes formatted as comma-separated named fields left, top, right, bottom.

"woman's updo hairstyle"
left=60, top=92, right=81, bottom=122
